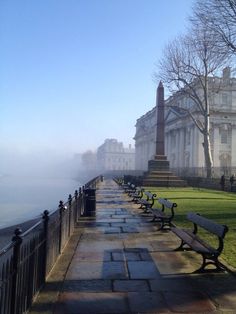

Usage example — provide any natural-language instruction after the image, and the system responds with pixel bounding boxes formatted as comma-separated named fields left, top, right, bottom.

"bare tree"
left=193, top=0, right=236, bottom=56
left=156, top=24, right=227, bottom=178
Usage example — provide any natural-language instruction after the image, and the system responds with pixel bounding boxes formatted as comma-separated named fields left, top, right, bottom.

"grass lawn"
left=145, top=186, right=236, bottom=268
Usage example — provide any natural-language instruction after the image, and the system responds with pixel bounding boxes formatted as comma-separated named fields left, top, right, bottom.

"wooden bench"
left=137, top=191, right=157, bottom=212
left=171, top=212, right=228, bottom=272
left=116, top=179, right=129, bottom=190
left=130, top=187, right=144, bottom=203
left=126, top=184, right=136, bottom=196
left=122, top=182, right=133, bottom=193
left=113, top=177, right=123, bottom=186
left=150, top=198, right=177, bottom=230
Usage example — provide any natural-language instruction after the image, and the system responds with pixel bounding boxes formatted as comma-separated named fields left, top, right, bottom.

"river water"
left=0, top=175, right=81, bottom=229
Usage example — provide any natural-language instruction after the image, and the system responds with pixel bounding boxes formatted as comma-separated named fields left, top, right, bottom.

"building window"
left=222, top=93, right=228, bottom=105
left=221, top=130, right=228, bottom=144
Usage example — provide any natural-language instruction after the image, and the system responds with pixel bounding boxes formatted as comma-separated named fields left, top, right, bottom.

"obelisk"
left=155, top=81, right=165, bottom=157
left=143, top=81, right=187, bottom=186
left=148, top=81, right=169, bottom=170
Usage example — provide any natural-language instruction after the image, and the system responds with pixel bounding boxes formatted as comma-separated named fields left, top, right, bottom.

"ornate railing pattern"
left=0, top=175, right=102, bottom=314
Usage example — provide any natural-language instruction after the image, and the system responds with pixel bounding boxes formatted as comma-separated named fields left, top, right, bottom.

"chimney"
left=223, top=67, right=231, bottom=80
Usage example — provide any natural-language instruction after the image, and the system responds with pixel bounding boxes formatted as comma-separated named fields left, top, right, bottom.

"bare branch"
left=193, top=0, right=236, bottom=56
left=166, top=105, right=204, bottom=133
left=154, top=11, right=231, bottom=177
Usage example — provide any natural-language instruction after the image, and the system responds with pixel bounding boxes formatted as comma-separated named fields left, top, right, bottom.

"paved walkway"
left=30, top=179, right=236, bottom=314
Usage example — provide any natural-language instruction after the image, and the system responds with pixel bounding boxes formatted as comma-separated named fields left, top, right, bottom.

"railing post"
left=80, top=187, right=84, bottom=216
left=42, top=210, right=49, bottom=279
left=68, top=194, right=72, bottom=236
left=11, top=227, right=22, bottom=314
left=58, top=200, right=64, bottom=254
left=74, top=190, right=78, bottom=222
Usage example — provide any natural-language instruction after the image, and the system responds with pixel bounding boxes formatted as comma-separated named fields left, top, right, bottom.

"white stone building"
left=134, top=68, right=236, bottom=176
left=97, top=139, right=135, bottom=171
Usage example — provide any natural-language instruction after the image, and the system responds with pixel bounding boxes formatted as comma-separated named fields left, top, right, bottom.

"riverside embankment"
left=0, top=176, right=80, bottom=248
left=29, top=178, right=236, bottom=314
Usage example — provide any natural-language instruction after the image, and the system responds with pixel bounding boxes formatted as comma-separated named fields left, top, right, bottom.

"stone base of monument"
left=148, top=156, right=170, bottom=171
left=142, top=156, right=187, bottom=187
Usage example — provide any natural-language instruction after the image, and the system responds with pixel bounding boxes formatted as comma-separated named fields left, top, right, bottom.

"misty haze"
left=0, top=152, right=87, bottom=228
left=0, top=0, right=194, bottom=228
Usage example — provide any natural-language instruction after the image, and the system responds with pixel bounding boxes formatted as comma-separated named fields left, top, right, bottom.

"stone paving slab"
left=151, top=251, right=201, bottom=274
left=54, top=292, right=129, bottom=314
left=77, top=239, right=124, bottom=252
left=66, top=261, right=129, bottom=280
left=112, top=250, right=141, bottom=261
left=113, top=280, right=150, bottom=292
left=127, top=292, right=169, bottom=314
left=72, top=251, right=112, bottom=262
left=29, top=179, right=236, bottom=314
left=62, top=280, right=112, bottom=292
left=149, top=276, right=196, bottom=292
left=128, top=260, right=161, bottom=279
left=164, top=291, right=216, bottom=313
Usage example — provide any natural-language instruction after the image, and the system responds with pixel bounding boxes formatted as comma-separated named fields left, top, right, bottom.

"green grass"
left=146, top=186, right=236, bottom=268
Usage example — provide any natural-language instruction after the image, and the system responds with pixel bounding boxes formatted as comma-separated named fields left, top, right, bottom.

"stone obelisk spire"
left=155, top=81, right=165, bottom=157
left=143, top=81, right=186, bottom=186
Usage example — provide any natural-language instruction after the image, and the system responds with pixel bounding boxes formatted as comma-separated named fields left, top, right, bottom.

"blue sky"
left=0, top=0, right=194, bottom=160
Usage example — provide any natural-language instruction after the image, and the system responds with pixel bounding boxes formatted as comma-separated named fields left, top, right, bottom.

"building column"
left=196, top=128, right=204, bottom=167
left=231, top=127, right=236, bottom=166
left=144, top=140, right=149, bottom=170
left=165, top=131, right=170, bottom=160
left=176, top=129, right=180, bottom=167
left=190, top=126, right=195, bottom=167
left=179, top=128, right=185, bottom=167
left=213, top=125, right=220, bottom=167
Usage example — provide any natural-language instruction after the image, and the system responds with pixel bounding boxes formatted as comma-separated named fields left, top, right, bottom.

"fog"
left=0, top=150, right=98, bottom=228
left=1, top=150, right=73, bottom=177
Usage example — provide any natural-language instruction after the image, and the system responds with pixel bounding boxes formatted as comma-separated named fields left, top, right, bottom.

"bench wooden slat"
left=151, top=209, right=166, bottom=218
left=131, top=187, right=144, bottom=203
left=125, top=184, right=136, bottom=195
left=137, top=191, right=157, bottom=211
left=171, top=227, right=217, bottom=255
left=171, top=212, right=229, bottom=272
left=150, top=198, right=177, bottom=230
left=187, top=212, right=228, bottom=238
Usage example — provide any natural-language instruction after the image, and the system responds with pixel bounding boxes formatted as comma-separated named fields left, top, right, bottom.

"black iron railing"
left=0, top=175, right=102, bottom=314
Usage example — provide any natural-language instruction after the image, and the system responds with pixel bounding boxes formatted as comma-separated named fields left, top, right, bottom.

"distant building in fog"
left=97, top=139, right=135, bottom=171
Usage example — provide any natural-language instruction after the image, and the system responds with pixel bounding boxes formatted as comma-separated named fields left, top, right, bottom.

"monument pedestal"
left=142, top=81, right=187, bottom=187
left=148, top=155, right=169, bottom=171
left=143, top=155, right=187, bottom=187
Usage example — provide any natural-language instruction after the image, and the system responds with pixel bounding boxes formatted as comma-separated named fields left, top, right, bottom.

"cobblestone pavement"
left=30, top=179, right=236, bottom=314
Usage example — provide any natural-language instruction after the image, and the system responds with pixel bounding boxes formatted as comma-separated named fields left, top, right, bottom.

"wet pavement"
left=30, top=179, right=236, bottom=314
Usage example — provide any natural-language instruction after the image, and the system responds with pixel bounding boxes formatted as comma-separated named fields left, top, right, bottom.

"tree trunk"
left=204, top=134, right=213, bottom=178
left=203, top=113, right=213, bottom=178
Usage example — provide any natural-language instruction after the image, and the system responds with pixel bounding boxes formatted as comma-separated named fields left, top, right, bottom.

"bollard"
left=58, top=200, right=64, bottom=253
left=68, top=194, right=72, bottom=236
left=83, top=188, right=96, bottom=217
